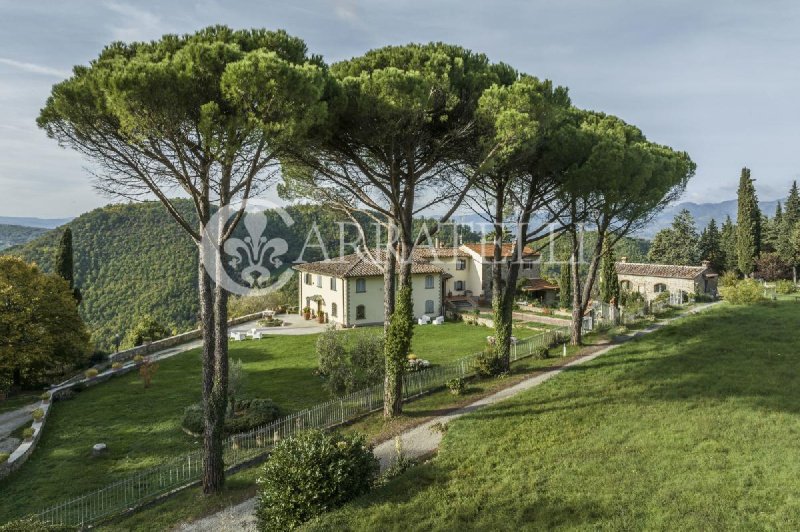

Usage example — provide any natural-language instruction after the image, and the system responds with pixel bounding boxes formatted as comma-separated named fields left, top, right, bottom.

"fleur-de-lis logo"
left=200, top=198, right=295, bottom=296
left=224, top=212, right=289, bottom=288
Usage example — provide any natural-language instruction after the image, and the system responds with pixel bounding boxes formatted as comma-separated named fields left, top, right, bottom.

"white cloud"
left=104, top=1, right=168, bottom=41
left=0, top=58, right=69, bottom=78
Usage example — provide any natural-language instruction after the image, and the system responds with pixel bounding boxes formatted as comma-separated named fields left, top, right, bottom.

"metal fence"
left=36, top=327, right=568, bottom=528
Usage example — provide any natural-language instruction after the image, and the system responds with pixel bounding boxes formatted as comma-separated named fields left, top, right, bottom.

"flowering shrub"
left=446, top=377, right=466, bottom=395
left=256, top=430, right=378, bottom=531
left=405, top=357, right=431, bottom=372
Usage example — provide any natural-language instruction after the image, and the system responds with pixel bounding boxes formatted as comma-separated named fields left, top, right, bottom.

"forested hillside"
left=4, top=200, right=482, bottom=350
left=5, top=202, right=199, bottom=350
left=0, top=224, right=47, bottom=250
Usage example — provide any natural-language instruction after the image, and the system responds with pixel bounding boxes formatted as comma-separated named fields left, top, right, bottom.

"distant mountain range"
left=0, top=224, right=48, bottom=251
left=637, top=198, right=784, bottom=239
left=0, top=216, right=73, bottom=229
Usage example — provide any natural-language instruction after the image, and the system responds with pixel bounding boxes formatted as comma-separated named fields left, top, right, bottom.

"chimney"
left=620, top=256, right=628, bottom=263
left=701, top=260, right=710, bottom=268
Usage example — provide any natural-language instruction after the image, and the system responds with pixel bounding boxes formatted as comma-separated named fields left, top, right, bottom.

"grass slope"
left=0, top=323, right=531, bottom=521
left=307, top=301, right=800, bottom=530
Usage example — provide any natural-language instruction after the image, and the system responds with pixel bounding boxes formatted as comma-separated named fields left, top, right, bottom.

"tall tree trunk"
left=570, top=246, right=583, bottom=346
left=383, top=235, right=413, bottom=418
left=198, top=258, right=223, bottom=493
left=383, top=224, right=397, bottom=333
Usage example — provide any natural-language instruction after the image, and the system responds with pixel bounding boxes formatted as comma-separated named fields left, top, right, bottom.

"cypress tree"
left=559, top=262, right=572, bottom=309
left=736, top=167, right=761, bottom=276
left=599, top=241, right=620, bottom=305
left=55, top=227, right=74, bottom=288
left=720, top=215, right=737, bottom=273
left=54, top=227, right=81, bottom=303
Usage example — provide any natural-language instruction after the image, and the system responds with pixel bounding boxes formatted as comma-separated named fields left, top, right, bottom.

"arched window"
left=425, top=299, right=435, bottom=313
left=425, top=275, right=434, bottom=289
left=654, top=283, right=667, bottom=293
left=356, top=304, right=366, bottom=320
left=331, top=302, right=338, bottom=317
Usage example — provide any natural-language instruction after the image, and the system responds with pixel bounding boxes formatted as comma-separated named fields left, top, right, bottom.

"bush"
left=719, top=278, right=766, bottom=305
left=446, top=377, right=466, bottom=395
left=132, top=354, right=144, bottom=363
left=473, top=347, right=504, bottom=378
left=653, top=290, right=670, bottom=304
left=111, top=362, right=123, bottom=370
left=256, top=430, right=378, bottom=531
left=31, top=408, right=44, bottom=421
left=0, top=516, right=74, bottom=531
left=84, top=368, right=99, bottom=379
left=532, top=346, right=549, bottom=360
left=317, top=328, right=384, bottom=396
left=755, top=253, right=791, bottom=281
left=0, top=451, right=9, bottom=463
left=226, top=398, right=282, bottom=434
left=182, top=399, right=283, bottom=436
left=258, top=318, right=284, bottom=327
left=22, top=427, right=34, bottom=440
left=40, top=392, right=50, bottom=402
left=181, top=403, right=204, bottom=435
left=719, top=271, right=739, bottom=287
left=775, top=279, right=797, bottom=294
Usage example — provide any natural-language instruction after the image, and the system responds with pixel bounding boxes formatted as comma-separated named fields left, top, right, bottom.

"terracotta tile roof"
left=294, top=249, right=445, bottom=278
left=520, top=278, right=559, bottom=291
left=615, top=262, right=715, bottom=280
left=461, top=243, right=539, bottom=258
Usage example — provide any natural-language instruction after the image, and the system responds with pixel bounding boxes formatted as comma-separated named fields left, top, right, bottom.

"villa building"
left=615, top=258, right=718, bottom=303
left=294, top=243, right=547, bottom=326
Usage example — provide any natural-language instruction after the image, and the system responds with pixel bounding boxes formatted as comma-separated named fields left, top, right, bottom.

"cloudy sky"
left=1, top=0, right=799, bottom=217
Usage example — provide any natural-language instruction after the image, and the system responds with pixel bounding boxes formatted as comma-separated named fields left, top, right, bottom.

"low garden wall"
left=1, top=310, right=269, bottom=480
left=108, top=310, right=268, bottom=363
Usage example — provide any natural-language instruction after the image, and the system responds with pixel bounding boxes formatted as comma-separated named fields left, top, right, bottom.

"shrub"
left=719, top=271, right=740, bottom=287
left=775, top=279, right=797, bottom=294
left=84, top=368, right=99, bottom=379
left=720, top=278, right=766, bottom=305
left=40, top=392, right=50, bottom=402
left=181, top=403, right=204, bottom=435
left=31, top=408, right=44, bottom=421
left=111, top=362, right=123, bottom=370
left=317, top=328, right=384, bottom=396
left=653, top=291, right=670, bottom=304
left=405, top=357, right=431, bottom=372
left=0, top=516, right=74, bottom=531
left=22, top=427, right=34, bottom=440
left=258, top=318, right=283, bottom=327
left=182, top=399, right=282, bottom=436
left=132, top=354, right=144, bottom=363
left=226, top=398, right=282, bottom=434
left=256, top=430, right=378, bottom=531
left=446, top=377, right=466, bottom=395
left=0, top=451, right=9, bottom=463
left=473, top=347, right=504, bottom=377
left=532, top=346, right=549, bottom=360
left=139, top=358, right=159, bottom=388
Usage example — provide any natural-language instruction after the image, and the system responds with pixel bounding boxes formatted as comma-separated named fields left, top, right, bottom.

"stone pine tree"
left=720, top=215, right=738, bottom=273
left=698, top=218, right=723, bottom=271
left=38, top=27, right=328, bottom=494
left=54, top=227, right=81, bottom=303
left=736, top=167, right=761, bottom=276
left=559, top=262, right=572, bottom=309
left=282, top=44, right=515, bottom=416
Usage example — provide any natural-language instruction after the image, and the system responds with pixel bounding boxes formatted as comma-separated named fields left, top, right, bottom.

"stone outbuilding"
left=615, top=258, right=718, bottom=303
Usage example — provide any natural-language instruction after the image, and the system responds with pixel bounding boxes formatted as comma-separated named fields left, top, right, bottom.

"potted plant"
left=22, top=427, right=34, bottom=442
left=40, top=392, right=50, bottom=404
left=317, top=311, right=325, bottom=324
left=303, top=306, right=311, bottom=320
left=32, top=408, right=45, bottom=422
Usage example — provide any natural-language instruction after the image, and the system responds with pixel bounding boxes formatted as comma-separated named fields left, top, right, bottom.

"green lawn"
left=305, top=300, right=800, bottom=530
left=0, top=322, right=533, bottom=521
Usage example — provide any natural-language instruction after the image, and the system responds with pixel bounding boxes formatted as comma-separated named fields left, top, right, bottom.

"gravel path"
left=179, top=302, right=718, bottom=531
left=0, top=402, right=37, bottom=452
